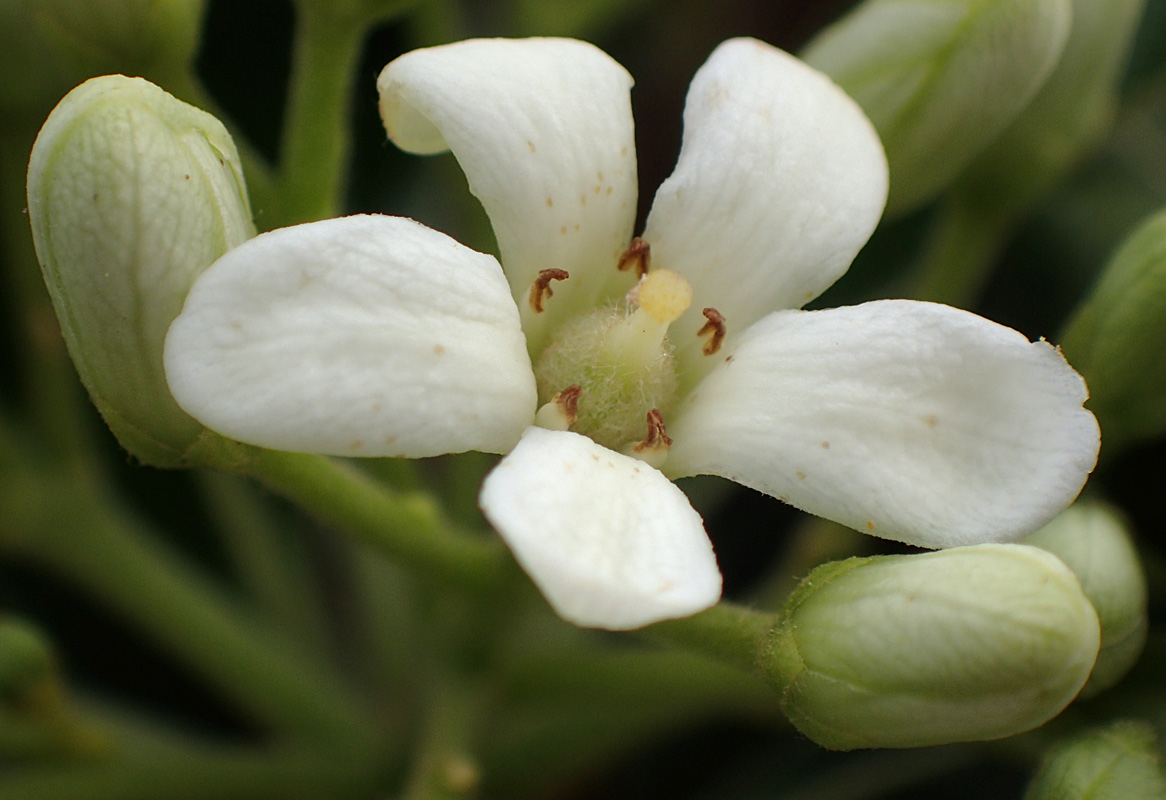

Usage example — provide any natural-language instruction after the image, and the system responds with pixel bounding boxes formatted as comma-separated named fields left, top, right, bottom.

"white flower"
left=164, top=37, right=1100, bottom=631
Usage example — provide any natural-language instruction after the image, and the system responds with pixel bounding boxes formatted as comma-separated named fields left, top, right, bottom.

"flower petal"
left=378, top=38, right=638, bottom=340
left=480, top=427, right=722, bottom=629
left=164, top=215, right=536, bottom=458
left=642, top=38, right=888, bottom=371
left=665, top=301, right=1100, bottom=548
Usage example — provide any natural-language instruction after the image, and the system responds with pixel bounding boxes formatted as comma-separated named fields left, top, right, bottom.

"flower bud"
left=27, top=75, right=254, bottom=467
left=768, top=544, right=1099, bottom=750
left=803, top=0, right=1071, bottom=217
left=1060, top=207, right=1166, bottom=451
left=1025, top=503, right=1147, bottom=697
left=1024, top=722, right=1166, bottom=800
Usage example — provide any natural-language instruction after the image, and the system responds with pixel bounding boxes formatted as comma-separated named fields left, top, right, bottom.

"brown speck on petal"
left=617, top=237, right=651, bottom=278
left=698, top=308, right=726, bottom=355
left=529, top=268, right=569, bottom=313
left=821, top=441, right=830, bottom=449
left=866, top=520, right=876, bottom=530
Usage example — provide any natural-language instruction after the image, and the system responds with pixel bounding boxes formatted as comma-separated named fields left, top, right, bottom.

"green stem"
left=276, top=5, right=369, bottom=226
left=911, top=196, right=1012, bottom=307
left=401, top=676, right=486, bottom=800
left=3, top=474, right=379, bottom=749
left=644, top=602, right=778, bottom=679
left=198, top=471, right=333, bottom=652
left=235, top=448, right=508, bottom=595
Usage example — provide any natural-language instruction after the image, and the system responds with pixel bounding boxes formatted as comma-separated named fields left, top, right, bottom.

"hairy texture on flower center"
left=535, top=305, right=679, bottom=451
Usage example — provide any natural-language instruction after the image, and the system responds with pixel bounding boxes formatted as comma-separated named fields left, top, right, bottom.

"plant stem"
left=3, top=472, right=379, bottom=750
left=276, top=5, right=369, bottom=226
left=400, top=675, right=486, bottom=800
left=644, top=602, right=778, bottom=679
left=237, top=448, right=509, bottom=595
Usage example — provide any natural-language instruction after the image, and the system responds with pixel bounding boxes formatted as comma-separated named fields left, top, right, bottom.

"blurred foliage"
left=2, top=0, right=1166, bottom=798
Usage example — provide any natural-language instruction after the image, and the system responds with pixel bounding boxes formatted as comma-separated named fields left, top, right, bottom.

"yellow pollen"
left=635, top=269, right=693, bottom=324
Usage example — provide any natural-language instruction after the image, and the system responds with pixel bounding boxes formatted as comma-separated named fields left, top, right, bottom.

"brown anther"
left=698, top=307, right=726, bottom=355
left=617, top=237, right=651, bottom=278
left=552, top=385, right=581, bottom=425
left=633, top=408, right=672, bottom=454
left=528, top=268, right=569, bottom=313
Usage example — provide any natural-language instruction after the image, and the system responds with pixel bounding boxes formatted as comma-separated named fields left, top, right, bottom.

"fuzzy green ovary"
left=535, top=306, right=679, bottom=451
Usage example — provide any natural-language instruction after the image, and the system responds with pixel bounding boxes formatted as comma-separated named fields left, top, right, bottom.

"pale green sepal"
left=1025, top=502, right=1148, bottom=697
left=770, top=544, right=1099, bottom=750
left=27, top=75, right=254, bottom=468
left=803, top=0, right=1071, bottom=217
left=1061, top=208, right=1166, bottom=451
left=1024, top=721, right=1166, bottom=800
left=956, top=0, right=1144, bottom=222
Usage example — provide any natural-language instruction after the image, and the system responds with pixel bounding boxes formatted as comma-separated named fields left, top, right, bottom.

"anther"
left=628, top=409, right=672, bottom=468
left=617, top=237, right=651, bottom=278
left=529, top=268, right=569, bottom=313
left=698, top=307, right=726, bottom=355
left=534, top=384, right=581, bottom=431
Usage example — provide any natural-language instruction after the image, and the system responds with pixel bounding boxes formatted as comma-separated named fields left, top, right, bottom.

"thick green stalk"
left=911, top=196, right=1012, bottom=307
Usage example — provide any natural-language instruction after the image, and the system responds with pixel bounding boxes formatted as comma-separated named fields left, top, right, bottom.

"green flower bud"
left=1060, top=207, right=1166, bottom=451
left=27, top=75, right=254, bottom=467
left=803, top=0, right=1071, bottom=217
left=768, top=544, right=1099, bottom=750
left=1025, top=503, right=1147, bottom=697
left=1024, top=721, right=1166, bottom=800
left=956, top=0, right=1144, bottom=221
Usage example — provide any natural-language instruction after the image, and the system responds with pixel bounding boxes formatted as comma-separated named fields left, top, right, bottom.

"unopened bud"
left=768, top=544, right=1099, bottom=750
left=1061, top=207, right=1166, bottom=451
left=1025, top=503, right=1147, bottom=697
left=27, top=75, right=254, bottom=467
left=1024, top=721, right=1166, bottom=800
left=803, top=0, right=1071, bottom=217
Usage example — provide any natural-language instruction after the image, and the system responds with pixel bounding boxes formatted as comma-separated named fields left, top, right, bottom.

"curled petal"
left=642, top=38, right=888, bottom=373
left=378, top=38, right=638, bottom=341
left=165, top=215, right=536, bottom=458
left=665, top=301, right=1099, bottom=548
left=480, top=427, right=722, bottom=630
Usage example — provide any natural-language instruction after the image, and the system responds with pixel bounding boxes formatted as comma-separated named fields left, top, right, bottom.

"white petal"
left=378, top=38, right=638, bottom=338
left=480, top=427, right=722, bottom=630
left=642, top=39, right=888, bottom=372
left=164, top=215, right=536, bottom=458
left=665, top=301, right=1100, bottom=549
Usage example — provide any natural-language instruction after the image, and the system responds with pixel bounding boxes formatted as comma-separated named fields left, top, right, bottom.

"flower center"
left=533, top=269, right=693, bottom=453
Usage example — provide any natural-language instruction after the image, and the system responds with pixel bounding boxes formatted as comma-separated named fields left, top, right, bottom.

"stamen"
left=698, top=307, right=726, bottom=355
left=529, top=268, right=569, bottom=313
left=617, top=237, right=651, bottom=278
left=627, top=408, right=672, bottom=468
left=534, top=384, right=581, bottom=431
